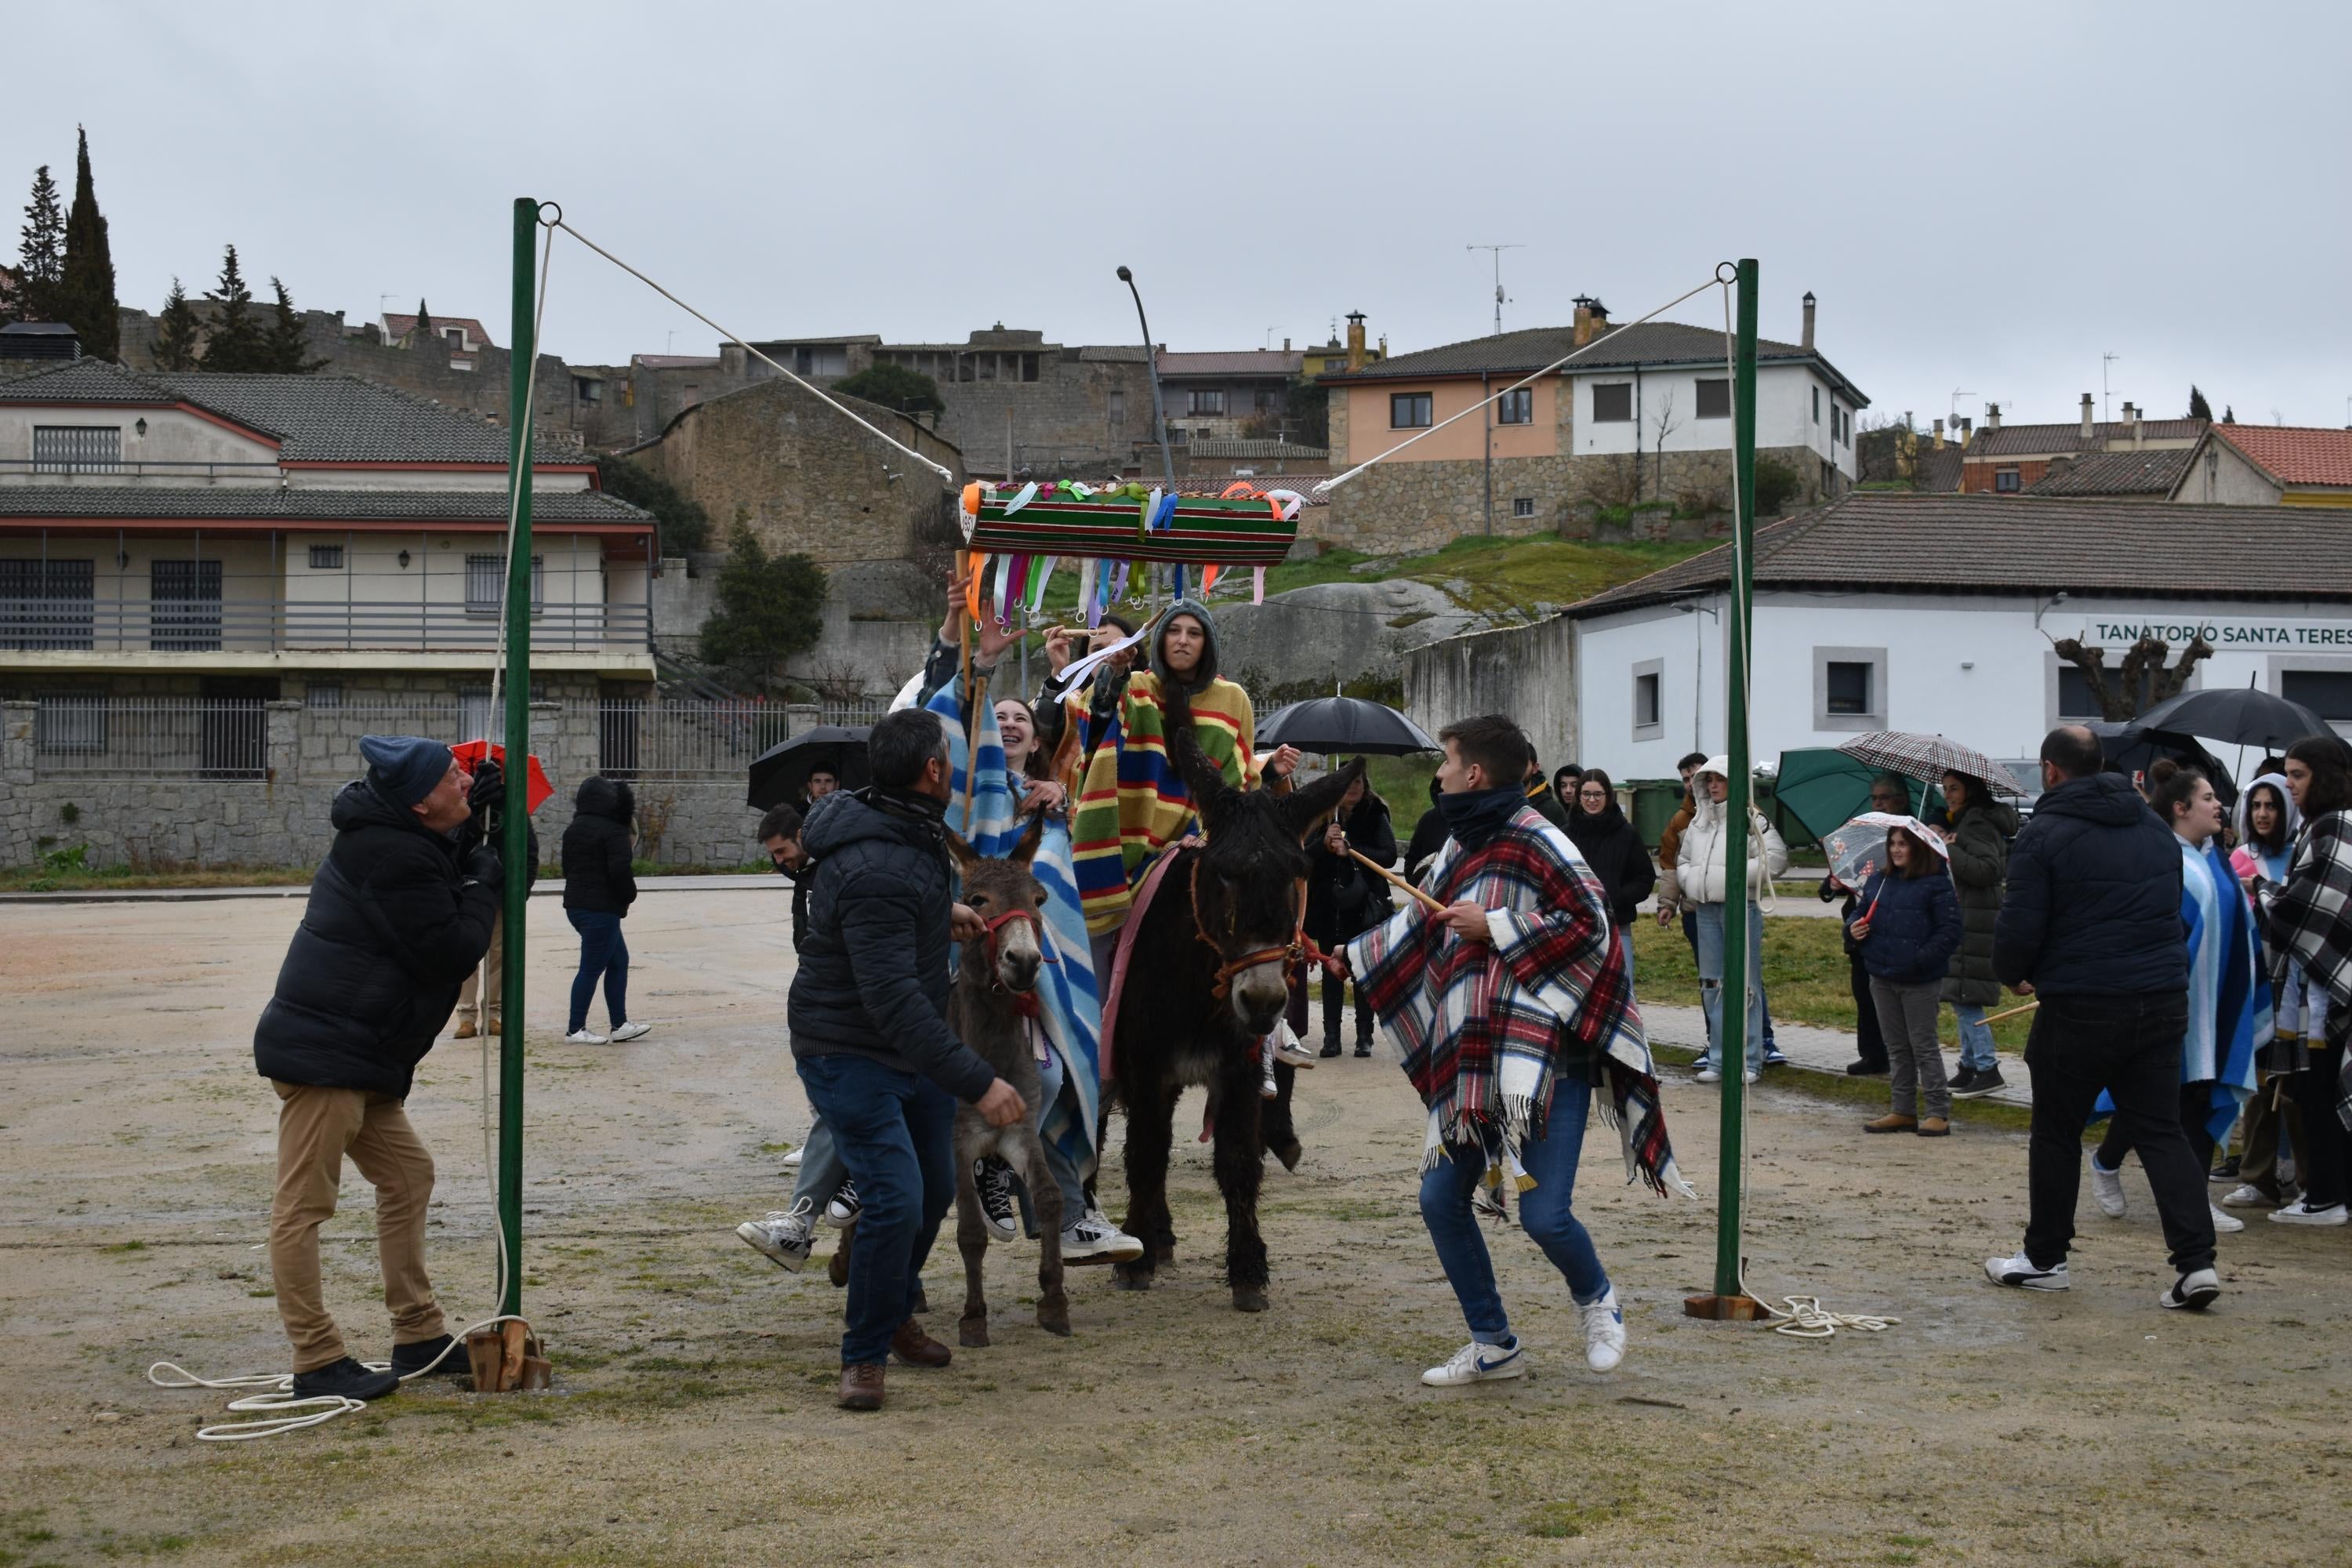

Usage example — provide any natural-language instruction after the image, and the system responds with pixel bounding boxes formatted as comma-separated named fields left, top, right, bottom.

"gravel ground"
left=2, top=888, right=2348, bottom=1567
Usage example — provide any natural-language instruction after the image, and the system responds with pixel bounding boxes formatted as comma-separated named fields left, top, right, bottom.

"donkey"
left=1105, top=737, right=1363, bottom=1312
left=945, top=817, right=1071, bottom=1347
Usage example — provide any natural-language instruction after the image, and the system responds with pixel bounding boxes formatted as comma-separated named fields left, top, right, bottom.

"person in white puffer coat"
left=1674, top=755, right=1789, bottom=1082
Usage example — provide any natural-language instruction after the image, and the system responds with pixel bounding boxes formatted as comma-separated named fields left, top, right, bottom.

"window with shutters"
left=307, top=544, right=344, bottom=570
left=1591, top=384, right=1632, bottom=423
left=1695, top=379, right=1730, bottom=419
left=150, top=560, right=223, bottom=652
left=0, top=558, right=95, bottom=649
left=33, top=426, right=122, bottom=474
left=466, top=554, right=545, bottom=615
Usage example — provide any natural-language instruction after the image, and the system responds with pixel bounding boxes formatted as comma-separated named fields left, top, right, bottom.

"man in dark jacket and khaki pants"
left=791, top=708, right=1025, bottom=1411
left=253, top=735, right=501, bottom=1400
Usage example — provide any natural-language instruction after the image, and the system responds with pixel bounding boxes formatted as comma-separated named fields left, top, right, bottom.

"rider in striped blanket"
left=1341, top=715, right=1689, bottom=1390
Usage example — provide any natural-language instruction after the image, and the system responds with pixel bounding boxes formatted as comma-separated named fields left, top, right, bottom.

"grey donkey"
left=946, top=817, right=1071, bottom=1346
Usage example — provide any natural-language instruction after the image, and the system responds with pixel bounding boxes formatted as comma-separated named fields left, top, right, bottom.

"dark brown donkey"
left=1105, top=737, right=1363, bottom=1312
left=945, top=818, right=1071, bottom=1346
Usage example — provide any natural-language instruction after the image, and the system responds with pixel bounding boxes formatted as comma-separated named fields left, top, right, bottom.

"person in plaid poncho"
left=1338, top=715, right=1689, bottom=1388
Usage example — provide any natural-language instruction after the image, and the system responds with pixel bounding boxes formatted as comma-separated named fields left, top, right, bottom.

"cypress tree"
left=152, top=277, right=201, bottom=370
left=2187, top=385, right=2213, bottom=422
left=263, top=277, right=321, bottom=372
left=198, top=245, right=267, bottom=372
left=2222, top=406, right=2236, bottom=425
left=412, top=297, right=434, bottom=348
left=56, top=128, right=118, bottom=358
left=14, top=165, right=64, bottom=325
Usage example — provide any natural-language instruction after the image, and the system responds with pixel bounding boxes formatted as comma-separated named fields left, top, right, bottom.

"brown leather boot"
left=837, top=1363, right=884, bottom=1411
left=1915, top=1116, right=1951, bottom=1138
left=890, top=1318, right=951, bottom=1368
left=1864, top=1112, right=1918, bottom=1134
left=453, top=1017, right=477, bottom=1040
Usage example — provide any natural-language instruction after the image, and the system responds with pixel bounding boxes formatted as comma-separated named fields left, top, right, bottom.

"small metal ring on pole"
left=1715, top=260, right=1740, bottom=285
left=535, top=201, right=564, bottom=228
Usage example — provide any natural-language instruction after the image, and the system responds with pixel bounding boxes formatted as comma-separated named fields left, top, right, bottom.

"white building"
left=1562, top=493, right=2352, bottom=782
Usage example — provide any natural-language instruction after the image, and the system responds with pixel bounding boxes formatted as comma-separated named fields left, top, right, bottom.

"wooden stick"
left=1348, top=846, right=1447, bottom=914
left=1980, top=997, right=2039, bottom=1026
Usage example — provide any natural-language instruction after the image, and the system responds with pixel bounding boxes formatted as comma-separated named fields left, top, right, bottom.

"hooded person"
left=2220, top=773, right=2310, bottom=1208
left=1069, top=597, right=1298, bottom=941
left=1673, top=753, right=1789, bottom=1082
left=1936, top=771, right=2023, bottom=1099
left=250, top=734, right=503, bottom=1403
left=560, top=775, right=647, bottom=1045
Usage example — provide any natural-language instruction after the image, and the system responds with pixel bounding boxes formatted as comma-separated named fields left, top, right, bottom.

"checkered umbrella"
left=1835, top=732, right=2028, bottom=798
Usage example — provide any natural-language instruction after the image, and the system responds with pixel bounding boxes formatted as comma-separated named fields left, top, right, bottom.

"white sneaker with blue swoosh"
left=1421, top=1337, right=1526, bottom=1387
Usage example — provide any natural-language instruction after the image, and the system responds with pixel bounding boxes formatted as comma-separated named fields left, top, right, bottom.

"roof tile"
left=1325, top=320, right=1867, bottom=406
left=2212, top=424, right=2352, bottom=488
left=2024, top=447, right=2195, bottom=496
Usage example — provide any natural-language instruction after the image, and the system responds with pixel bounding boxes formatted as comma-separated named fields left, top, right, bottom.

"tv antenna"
left=1465, top=243, right=1524, bottom=336
left=2102, top=352, right=2121, bottom=423
left=1948, top=389, right=1974, bottom=426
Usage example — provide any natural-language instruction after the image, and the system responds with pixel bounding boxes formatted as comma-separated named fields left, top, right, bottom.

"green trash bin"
left=1629, top=779, right=1686, bottom=850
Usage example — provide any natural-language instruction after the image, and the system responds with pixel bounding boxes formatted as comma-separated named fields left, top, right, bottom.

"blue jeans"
left=788, top=1116, right=848, bottom=1210
left=796, top=1052, right=956, bottom=1367
left=565, top=909, right=627, bottom=1033
left=1417, top=1076, right=1608, bottom=1345
left=1010, top=1046, right=1088, bottom=1232
left=1953, top=1002, right=1997, bottom=1073
left=1693, top=901, right=1766, bottom=1073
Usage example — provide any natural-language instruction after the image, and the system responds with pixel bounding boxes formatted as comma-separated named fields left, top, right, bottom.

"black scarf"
left=1566, top=800, right=1627, bottom=853
left=1437, top=786, right=1523, bottom=851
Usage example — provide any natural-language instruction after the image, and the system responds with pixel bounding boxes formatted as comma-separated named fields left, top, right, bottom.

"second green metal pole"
left=497, top=196, right=537, bottom=1319
left=1711, top=257, right=1759, bottom=1301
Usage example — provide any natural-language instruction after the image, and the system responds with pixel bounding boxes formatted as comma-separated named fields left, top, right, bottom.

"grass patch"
left=0, top=865, right=312, bottom=894
left=100, top=1240, right=146, bottom=1254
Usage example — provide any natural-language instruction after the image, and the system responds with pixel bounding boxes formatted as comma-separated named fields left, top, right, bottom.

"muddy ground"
left=3, top=886, right=2348, bottom=1567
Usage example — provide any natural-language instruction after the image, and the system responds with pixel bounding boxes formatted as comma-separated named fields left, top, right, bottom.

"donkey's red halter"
left=1190, top=864, right=1309, bottom=1001
left=977, top=906, right=1046, bottom=1017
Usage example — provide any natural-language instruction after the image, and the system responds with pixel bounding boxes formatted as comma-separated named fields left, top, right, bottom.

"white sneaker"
left=1272, top=1023, right=1319, bottom=1069
left=2208, top=1203, right=2245, bottom=1234
left=735, top=1198, right=817, bottom=1272
left=823, top=1180, right=861, bottom=1229
left=1060, top=1208, right=1144, bottom=1264
left=608, top=1021, right=651, bottom=1043
left=2267, top=1200, right=2350, bottom=1226
left=1420, top=1338, right=1526, bottom=1387
left=1984, top=1250, right=2070, bottom=1291
left=563, top=1029, right=608, bottom=1045
left=1694, top=1067, right=1723, bottom=1084
left=1742, top=1070, right=1760, bottom=1085
left=782, top=1145, right=805, bottom=1169
left=2159, top=1266, right=2220, bottom=1311
left=1579, top=1287, right=1626, bottom=1372
left=2088, top=1158, right=2127, bottom=1218
left=973, top=1157, right=1020, bottom=1243
left=2219, top=1183, right=2270, bottom=1207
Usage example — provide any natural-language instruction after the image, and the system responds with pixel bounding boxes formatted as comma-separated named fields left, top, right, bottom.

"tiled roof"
left=2212, top=423, right=2352, bottom=488
left=1181, top=440, right=1330, bottom=459
left=383, top=313, right=493, bottom=349
left=1156, top=349, right=1304, bottom=379
left=1965, top=418, right=2205, bottom=457
left=0, top=359, right=580, bottom=464
left=632, top=354, right=721, bottom=370
left=1913, top=447, right=1965, bottom=493
left=0, top=486, right=651, bottom=524
left=2024, top=447, right=2195, bottom=496
left=1566, top=492, right=2352, bottom=618
left=1077, top=345, right=1152, bottom=363
left=1327, top=321, right=1867, bottom=406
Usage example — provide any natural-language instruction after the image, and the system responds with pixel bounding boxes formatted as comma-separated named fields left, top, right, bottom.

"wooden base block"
left=465, top=1329, right=506, bottom=1389
left=1682, top=1292, right=1766, bottom=1321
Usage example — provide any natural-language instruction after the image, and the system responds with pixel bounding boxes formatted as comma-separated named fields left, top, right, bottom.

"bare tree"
left=2049, top=633, right=2212, bottom=721
left=1647, top=388, right=1682, bottom=503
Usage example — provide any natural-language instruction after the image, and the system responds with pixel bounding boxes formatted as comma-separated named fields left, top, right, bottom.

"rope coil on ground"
left=147, top=1314, right=531, bottom=1441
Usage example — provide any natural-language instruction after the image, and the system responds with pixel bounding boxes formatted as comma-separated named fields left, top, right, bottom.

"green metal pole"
left=1711, top=257, right=1759, bottom=1301
left=497, top=197, right=537, bottom=1319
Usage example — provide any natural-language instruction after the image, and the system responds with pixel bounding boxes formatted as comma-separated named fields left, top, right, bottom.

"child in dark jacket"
left=1847, top=821, right=1963, bottom=1136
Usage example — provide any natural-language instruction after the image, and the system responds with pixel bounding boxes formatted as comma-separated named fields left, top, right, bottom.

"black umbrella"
left=1255, top=697, right=1439, bottom=757
left=2135, top=687, right=2331, bottom=752
left=746, top=726, right=871, bottom=810
left=2084, top=720, right=2238, bottom=808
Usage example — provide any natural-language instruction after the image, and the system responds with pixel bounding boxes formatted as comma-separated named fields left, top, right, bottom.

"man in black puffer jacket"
left=1986, top=724, right=2213, bottom=1310
left=252, top=735, right=501, bottom=1402
left=790, top=707, right=1025, bottom=1412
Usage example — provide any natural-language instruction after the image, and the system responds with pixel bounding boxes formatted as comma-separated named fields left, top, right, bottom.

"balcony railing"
left=0, top=597, right=651, bottom=654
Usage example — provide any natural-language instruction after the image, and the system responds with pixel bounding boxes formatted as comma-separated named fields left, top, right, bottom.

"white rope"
left=1313, top=277, right=1723, bottom=494
left=147, top=1312, right=532, bottom=1441
left=1759, top=1296, right=1900, bottom=1339
left=550, top=219, right=956, bottom=485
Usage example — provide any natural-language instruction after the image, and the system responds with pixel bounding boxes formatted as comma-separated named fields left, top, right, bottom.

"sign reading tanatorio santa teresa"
left=2073, top=615, right=2352, bottom=649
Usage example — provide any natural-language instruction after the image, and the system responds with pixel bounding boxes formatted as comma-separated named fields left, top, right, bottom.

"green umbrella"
left=1772, top=748, right=1939, bottom=846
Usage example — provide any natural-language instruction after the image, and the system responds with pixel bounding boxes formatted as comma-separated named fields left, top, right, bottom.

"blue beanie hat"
left=361, top=734, right=456, bottom=809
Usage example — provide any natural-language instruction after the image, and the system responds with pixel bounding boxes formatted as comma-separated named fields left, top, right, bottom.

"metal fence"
left=597, top=700, right=799, bottom=779
left=29, top=698, right=271, bottom=780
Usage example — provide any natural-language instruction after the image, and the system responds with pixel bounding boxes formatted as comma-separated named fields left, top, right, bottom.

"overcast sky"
left=13, top=2, right=2350, bottom=430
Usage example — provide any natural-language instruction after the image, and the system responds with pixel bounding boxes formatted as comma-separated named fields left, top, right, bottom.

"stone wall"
left=1314, top=456, right=1570, bottom=554
left=2, top=684, right=824, bottom=873
left=1402, top=615, right=1578, bottom=781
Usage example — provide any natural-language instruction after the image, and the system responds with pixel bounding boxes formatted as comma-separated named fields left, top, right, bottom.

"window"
left=1497, top=387, right=1534, bottom=425
left=1994, top=467, right=2021, bottom=492
left=1631, top=658, right=1665, bottom=742
left=1254, top=386, right=1282, bottom=414
left=466, top=554, right=545, bottom=615
left=2284, top=670, right=2352, bottom=723
left=1020, top=354, right=1040, bottom=383
left=1826, top=662, right=1872, bottom=715
left=1512, top=496, right=1536, bottom=518
left=1812, top=386, right=1820, bottom=423
left=1694, top=379, right=1730, bottom=419
left=1189, top=389, right=1226, bottom=417
left=307, top=544, right=344, bottom=570
left=33, top=425, right=122, bottom=474
left=1, top=558, right=95, bottom=650
left=307, top=683, right=343, bottom=710
left=575, top=376, right=604, bottom=405
left=2056, top=666, right=2101, bottom=720
left=1591, top=383, right=1632, bottom=423
left=35, top=695, right=106, bottom=754
left=445, top=327, right=466, bottom=348
left=150, top=560, right=223, bottom=652
left=1108, top=390, right=1126, bottom=430
left=1813, top=645, right=1886, bottom=730
left=1390, top=391, right=1433, bottom=428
